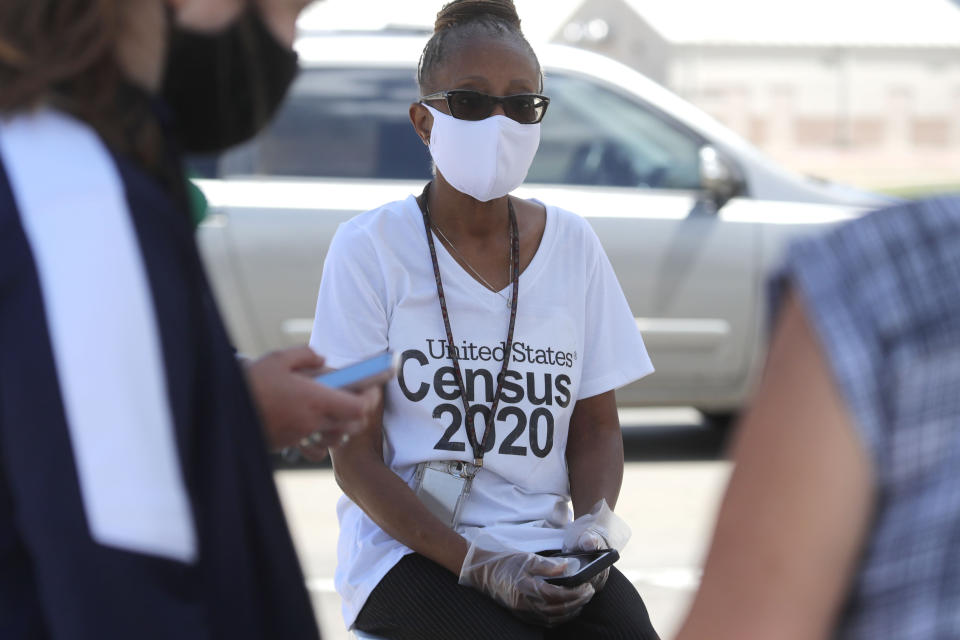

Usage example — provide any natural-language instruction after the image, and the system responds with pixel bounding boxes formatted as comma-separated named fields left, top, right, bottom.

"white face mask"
left=423, top=104, right=541, bottom=203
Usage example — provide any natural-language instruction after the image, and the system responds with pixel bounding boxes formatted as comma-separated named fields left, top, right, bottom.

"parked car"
left=193, top=29, right=887, bottom=418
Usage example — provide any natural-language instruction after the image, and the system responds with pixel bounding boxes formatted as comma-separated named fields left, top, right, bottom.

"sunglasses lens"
left=448, top=91, right=494, bottom=121
left=504, top=95, right=547, bottom=124
left=442, top=91, right=549, bottom=124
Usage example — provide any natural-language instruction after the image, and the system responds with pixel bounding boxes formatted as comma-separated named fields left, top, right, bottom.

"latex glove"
left=561, top=499, right=631, bottom=592
left=459, top=534, right=595, bottom=627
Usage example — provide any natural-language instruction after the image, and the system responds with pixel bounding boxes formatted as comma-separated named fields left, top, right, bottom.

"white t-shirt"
left=310, top=194, right=653, bottom=627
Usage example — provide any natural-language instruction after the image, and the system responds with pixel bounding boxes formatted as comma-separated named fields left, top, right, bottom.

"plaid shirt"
left=773, top=195, right=960, bottom=640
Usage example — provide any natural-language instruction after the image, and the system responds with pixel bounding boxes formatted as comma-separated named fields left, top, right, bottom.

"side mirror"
left=697, top=146, right=744, bottom=213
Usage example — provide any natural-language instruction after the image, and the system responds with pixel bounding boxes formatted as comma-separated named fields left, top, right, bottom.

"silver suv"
left=195, top=30, right=887, bottom=417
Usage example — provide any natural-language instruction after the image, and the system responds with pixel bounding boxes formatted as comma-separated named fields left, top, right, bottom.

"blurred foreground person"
left=0, top=1, right=373, bottom=638
left=675, top=196, right=960, bottom=640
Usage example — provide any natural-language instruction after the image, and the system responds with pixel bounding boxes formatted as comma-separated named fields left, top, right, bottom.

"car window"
left=530, top=73, right=704, bottom=190
left=216, top=67, right=703, bottom=191
left=219, top=68, right=432, bottom=180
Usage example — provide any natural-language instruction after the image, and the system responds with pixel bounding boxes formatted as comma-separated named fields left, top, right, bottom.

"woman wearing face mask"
left=0, top=1, right=377, bottom=637
left=310, top=2, right=659, bottom=638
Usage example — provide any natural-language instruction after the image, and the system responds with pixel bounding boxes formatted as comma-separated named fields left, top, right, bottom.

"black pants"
left=354, top=553, right=660, bottom=640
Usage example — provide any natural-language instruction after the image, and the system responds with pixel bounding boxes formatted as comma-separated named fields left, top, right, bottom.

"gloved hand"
left=459, top=534, right=595, bottom=627
left=561, top=499, right=631, bottom=592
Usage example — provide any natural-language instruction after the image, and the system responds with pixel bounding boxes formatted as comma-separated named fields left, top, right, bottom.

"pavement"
left=274, top=409, right=733, bottom=639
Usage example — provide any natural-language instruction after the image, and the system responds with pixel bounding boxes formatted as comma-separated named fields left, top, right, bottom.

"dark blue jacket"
left=0, top=119, right=320, bottom=640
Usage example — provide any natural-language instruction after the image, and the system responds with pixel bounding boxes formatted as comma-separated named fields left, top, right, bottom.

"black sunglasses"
left=420, top=90, right=550, bottom=124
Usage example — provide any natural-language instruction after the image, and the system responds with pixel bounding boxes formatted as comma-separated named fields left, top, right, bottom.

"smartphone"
left=313, top=352, right=398, bottom=391
left=538, top=548, right=620, bottom=587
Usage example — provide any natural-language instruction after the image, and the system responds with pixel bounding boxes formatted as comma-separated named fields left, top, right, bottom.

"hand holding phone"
left=538, top=548, right=620, bottom=587
left=286, top=352, right=398, bottom=456
left=250, top=346, right=390, bottom=455
left=459, top=539, right=596, bottom=626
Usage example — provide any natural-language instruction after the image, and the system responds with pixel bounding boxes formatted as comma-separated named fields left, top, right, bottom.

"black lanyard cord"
left=418, top=182, right=520, bottom=466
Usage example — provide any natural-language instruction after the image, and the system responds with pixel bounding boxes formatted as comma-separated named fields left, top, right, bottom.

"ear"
left=409, top=102, right=434, bottom=147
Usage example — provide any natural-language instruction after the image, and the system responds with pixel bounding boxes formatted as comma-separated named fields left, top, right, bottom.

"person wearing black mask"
left=163, top=1, right=300, bottom=153
left=0, top=1, right=376, bottom=638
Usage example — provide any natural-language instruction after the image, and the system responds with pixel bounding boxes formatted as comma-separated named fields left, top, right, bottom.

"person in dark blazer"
left=0, top=1, right=379, bottom=638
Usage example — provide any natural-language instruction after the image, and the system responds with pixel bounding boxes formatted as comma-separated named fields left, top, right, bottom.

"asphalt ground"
left=274, top=408, right=734, bottom=639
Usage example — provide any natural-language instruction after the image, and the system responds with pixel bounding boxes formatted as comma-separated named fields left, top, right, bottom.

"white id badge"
left=413, top=460, right=478, bottom=528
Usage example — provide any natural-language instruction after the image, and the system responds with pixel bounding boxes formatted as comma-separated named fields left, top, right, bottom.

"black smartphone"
left=538, top=548, right=620, bottom=587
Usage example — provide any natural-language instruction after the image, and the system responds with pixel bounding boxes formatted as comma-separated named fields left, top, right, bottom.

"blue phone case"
left=313, top=352, right=395, bottom=389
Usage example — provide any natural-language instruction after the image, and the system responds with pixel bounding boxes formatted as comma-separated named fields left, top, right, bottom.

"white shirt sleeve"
left=578, top=229, right=654, bottom=400
left=309, top=221, right=390, bottom=369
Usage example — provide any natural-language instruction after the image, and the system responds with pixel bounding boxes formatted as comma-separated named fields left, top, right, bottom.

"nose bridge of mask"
left=482, top=114, right=520, bottom=196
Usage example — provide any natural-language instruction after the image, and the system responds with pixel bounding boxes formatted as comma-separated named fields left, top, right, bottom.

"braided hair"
left=417, top=0, right=542, bottom=93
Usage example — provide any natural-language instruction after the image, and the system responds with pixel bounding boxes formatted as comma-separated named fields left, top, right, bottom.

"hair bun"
left=435, top=0, right=522, bottom=33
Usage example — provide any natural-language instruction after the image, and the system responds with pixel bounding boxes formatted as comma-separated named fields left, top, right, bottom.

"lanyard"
left=418, top=183, right=520, bottom=467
